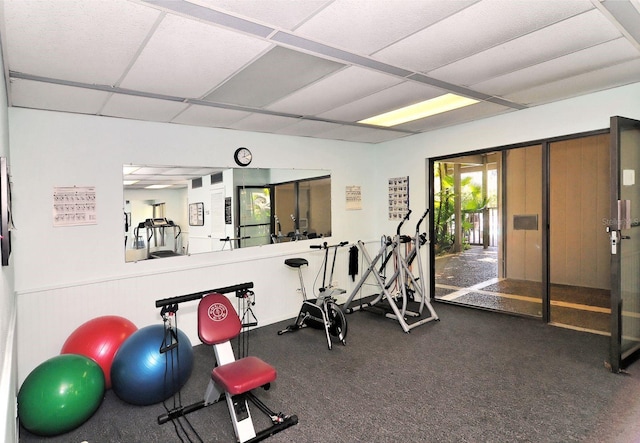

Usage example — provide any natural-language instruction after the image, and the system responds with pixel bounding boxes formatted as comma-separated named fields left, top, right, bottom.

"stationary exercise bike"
left=278, top=241, right=349, bottom=350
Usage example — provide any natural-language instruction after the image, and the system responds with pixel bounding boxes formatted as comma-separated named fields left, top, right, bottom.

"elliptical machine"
left=278, top=241, right=349, bottom=350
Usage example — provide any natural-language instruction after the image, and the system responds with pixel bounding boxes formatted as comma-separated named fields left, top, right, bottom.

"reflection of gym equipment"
left=135, top=218, right=182, bottom=259
left=270, top=215, right=284, bottom=244
left=278, top=241, right=348, bottom=350
left=287, top=214, right=307, bottom=241
left=156, top=283, right=298, bottom=443
left=343, top=209, right=439, bottom=333
left=220, top=235, right=251, bottom=251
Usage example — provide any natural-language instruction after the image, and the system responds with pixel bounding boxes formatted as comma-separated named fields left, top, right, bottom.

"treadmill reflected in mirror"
left=143, top=218, right=182, bottom=259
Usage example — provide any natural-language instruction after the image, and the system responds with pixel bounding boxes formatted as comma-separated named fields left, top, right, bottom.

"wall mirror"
left=123, top=165, right=331, bottom=262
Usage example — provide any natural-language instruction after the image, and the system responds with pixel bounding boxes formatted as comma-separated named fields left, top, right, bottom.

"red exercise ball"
left=61, top=315, right=137, bottom=389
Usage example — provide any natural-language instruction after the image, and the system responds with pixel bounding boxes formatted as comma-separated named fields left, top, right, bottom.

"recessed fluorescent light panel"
left=359, top=93, right=480, bottom=127
left=146, top=184, right=171, bottom=189
left=123, top=180, right=139, bottom=185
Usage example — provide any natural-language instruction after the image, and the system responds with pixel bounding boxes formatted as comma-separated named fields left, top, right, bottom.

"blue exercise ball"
left=111, top=324, right=193, bottom=406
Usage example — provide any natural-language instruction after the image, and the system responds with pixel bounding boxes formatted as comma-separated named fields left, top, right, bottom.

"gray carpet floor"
left=19, top=302, right=640, bottom=443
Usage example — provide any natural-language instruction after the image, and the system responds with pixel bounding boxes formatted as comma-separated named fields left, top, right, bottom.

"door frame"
left=429, top=128, right=610, bottom=320
left=608, top=115, right=640, bottom=373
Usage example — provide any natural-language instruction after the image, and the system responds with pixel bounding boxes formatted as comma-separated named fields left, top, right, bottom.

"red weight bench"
left=198, top=293, right=298, bottom=442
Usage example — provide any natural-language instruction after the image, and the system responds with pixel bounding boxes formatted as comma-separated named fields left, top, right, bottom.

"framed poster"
left=189, top=202, right=204, bottom=226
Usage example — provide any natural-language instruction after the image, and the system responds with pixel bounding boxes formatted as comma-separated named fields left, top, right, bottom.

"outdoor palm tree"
left=434, top=163, right=489, bottom=254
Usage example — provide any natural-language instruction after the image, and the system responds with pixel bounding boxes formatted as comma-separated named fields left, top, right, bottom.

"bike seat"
left=285, top=258, right=308, bottom=268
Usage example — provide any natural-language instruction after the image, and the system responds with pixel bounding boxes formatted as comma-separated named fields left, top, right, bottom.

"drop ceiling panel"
left=266, top=66, right=404, bottom=116
left=227, top=113, right=301, bottom=133
left=472, top=38, right=639, bottom=97
left=315, top=125, right=407, bottom=144
left=318, top=81, right=445, bottom=123
left=9, top=79, right=110, bottom=114
left=171, top=105, right=251, bottom=127
left=273, top=119, right=346, bottom=137
left=395, top=100, right=513, bottom=133
left=119, top=13, right=272, bottom=98
left=101, top=94, right=188, bottom=122
left=428, top=9, right=622, bottom=86
left=504, top=58, right=640, bottom=105
left=204, top=46, right=345, bottom=107
left=349, top=129, right=412, bottom=144
left=372, top=0, right=595, bottom=72
left=186, top=0, right=332, bottom=30
left=294, top=0, right=476, bottom=55
left=4, top=0, right=160, bottom=85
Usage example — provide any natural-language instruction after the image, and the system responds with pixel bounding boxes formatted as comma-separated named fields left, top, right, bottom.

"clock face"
left=234, top=147, right=252, bottom=167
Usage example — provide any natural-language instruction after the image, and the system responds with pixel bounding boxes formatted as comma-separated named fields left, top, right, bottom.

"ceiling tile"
left=373, top=0, right=595, bottom=72
left=4, top=0, right=160, bottom=85
left=472, top=38, right=639, bottom=97
left=315, top=125, right=409, bottom=144
left=227, top=113, right=301, bottom=133
left=171, top=104, right=251, bottom=127
left=186, top=0, right=332, bottom=30
left=318, top=81, right=445, bottom=123
left=274, top=119, right=346, bottom=137
left=9, top=79, right=110, bottom=114
left=295, top=0, right=476, bottom=55
left=266, top=66, right=403, bottom=116
left=204, top=46, right=345, bottom=107
left=429, top=9, right=622, bottom=86
left=351, top=130, right=412, bottom=144
left=504, top=58, right=640, bottom=105
left=120, top=13, right=272, bottom=98
left=395, top=100, right=514, bottom=133
left=101, top=94, right=189, bottom=122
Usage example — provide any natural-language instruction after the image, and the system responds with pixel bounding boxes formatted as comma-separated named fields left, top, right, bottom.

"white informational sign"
left=346, top=185, right=362, bottom=210
left=53, top=186, right=97, bottom=227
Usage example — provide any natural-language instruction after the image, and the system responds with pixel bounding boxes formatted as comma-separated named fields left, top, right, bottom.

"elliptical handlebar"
left=396, top=209, right=412, bottom=235
left=310, top=241, right=348, bottom=249
left=416, top=208, right=429, bottom=231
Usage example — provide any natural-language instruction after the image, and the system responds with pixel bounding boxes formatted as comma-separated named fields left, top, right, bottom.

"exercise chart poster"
left=388, top=176, right=409, bottom=220
left=53, top=186, right=97, bottom=227
left=346, top=185, right=362, bottom=210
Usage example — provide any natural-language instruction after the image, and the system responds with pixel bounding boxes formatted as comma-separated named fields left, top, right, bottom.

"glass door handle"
left=610, top=229, right=618, bottom=254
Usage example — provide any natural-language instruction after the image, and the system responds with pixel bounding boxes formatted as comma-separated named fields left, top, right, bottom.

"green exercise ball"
left=18, top=354, right=105, bottom=436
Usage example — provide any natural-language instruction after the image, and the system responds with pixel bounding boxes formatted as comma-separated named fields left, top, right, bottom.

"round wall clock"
left=234, top=147, right=253, bottom=167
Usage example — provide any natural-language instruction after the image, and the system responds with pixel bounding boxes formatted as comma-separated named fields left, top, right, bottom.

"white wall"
left=0, top=49, right=17, bottom=443
left=11, top=81, right=640, bottom=391
left=10, top=109, right=379, bottom=385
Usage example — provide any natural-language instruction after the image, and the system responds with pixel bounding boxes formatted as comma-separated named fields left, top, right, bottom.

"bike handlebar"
left=310, top=241, right=348, bottom=249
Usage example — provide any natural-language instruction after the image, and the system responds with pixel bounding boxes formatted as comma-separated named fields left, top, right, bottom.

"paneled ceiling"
left=1, top=0, right=639, bottom=144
